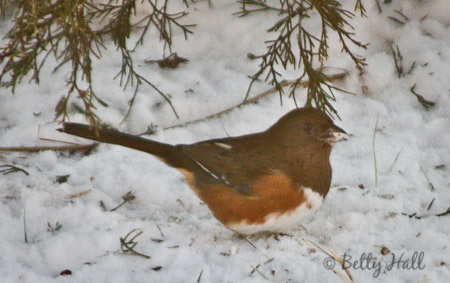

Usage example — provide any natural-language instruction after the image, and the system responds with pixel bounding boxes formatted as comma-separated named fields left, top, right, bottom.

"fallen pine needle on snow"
left=372, top=114, right=380, bottom=187
left=402, top=206, right=450, bottom=219
left=250, top=264, right=268, bottom=280
left=69, top=189, right=92, bottom=199
left=387, top=147, right=403, bottom=173
left=304, top=238, right=354, bottom=283
left=0, top=164, right=29, bottom=176
left=120, top=229, right=150, bottom=259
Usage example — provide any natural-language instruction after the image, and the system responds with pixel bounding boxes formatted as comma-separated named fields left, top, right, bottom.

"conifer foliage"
left=0, top=0, right=365, bottom=125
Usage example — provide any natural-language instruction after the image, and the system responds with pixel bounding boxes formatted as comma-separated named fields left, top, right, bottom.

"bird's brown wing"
left=179, top=133, right=276, bottom=195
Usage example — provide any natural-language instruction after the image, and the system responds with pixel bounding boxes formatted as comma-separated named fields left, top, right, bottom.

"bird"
left=59, top=107, right=346, bottom=235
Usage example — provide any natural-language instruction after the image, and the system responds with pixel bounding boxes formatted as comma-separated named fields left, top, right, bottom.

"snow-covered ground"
left=1, top=0, right=449, bottom=282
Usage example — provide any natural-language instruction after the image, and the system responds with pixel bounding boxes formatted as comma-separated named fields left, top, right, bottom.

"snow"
left=1, top=0, right=450, bottom=282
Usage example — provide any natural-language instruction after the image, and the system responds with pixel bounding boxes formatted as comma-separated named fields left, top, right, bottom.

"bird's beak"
left=320, top=123, right=347, bottom=146
left=330, top=124, right=347, bottom=135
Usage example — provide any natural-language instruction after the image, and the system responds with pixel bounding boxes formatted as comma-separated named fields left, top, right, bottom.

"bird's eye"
left=303, top=122, right=314, bottom=133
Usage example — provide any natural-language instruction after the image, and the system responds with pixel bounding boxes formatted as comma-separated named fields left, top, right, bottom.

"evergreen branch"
left=0, top=0, right=191, bottom=127
left=237, top=0, right=366, bottom=117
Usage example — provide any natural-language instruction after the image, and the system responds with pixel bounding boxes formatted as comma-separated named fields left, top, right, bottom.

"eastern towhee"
left=59, top=107, right=346, bottom=234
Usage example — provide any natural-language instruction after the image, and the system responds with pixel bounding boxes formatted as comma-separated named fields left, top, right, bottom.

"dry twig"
left=155, top=223, right=165, bottom=237
left=0, top=144, right=98, bottom=153
left=250, top=264, right=268, bottom=280
left=372, top=114, right=379, bottom=186
left=164, top=71, right=347, bottom=130
left=0, top=164, right=29, bottom=176
left=403, top=206, right=450, bottom=219
left=304, top=239, right=354, bottom=283
left=110, top=191, right=136, bottom=212
left=419, top=166, right=435, bottom=191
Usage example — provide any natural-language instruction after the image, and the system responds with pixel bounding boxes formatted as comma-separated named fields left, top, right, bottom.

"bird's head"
left=269, top=107, right=347, bottom=147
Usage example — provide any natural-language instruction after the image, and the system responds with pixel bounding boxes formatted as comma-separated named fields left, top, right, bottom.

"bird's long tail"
left=59, top=123, right=186, bottom=168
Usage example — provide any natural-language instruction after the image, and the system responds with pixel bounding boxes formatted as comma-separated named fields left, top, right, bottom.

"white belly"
left=228, top=188, right=323, bottom=235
